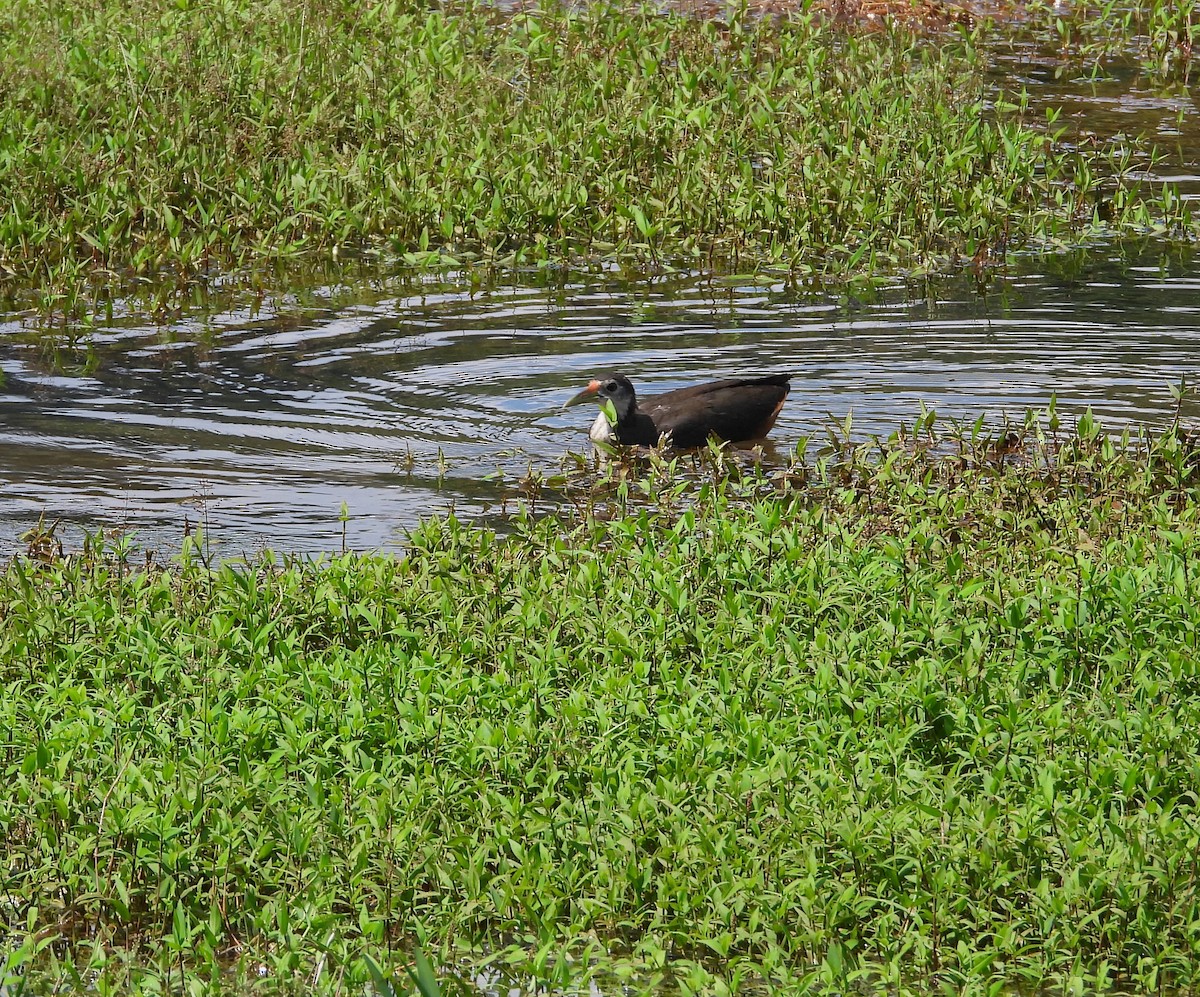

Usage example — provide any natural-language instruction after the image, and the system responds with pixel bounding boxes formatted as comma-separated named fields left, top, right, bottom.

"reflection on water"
left=990, top=54, right=1200, bottom=160
left=1, top=246, right=1198, bottom=556
left=983, top=38, right=1200, bottom=212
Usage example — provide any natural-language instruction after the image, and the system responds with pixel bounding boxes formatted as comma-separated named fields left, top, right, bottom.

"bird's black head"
left=564, top=373, right=638, bottom=423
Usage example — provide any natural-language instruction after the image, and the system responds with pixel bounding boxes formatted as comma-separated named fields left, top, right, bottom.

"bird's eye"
left=604, top=379, right=618, bottom=392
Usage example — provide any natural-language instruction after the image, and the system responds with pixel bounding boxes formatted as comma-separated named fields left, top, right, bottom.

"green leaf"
left=408, top=950, right=442, bottom=997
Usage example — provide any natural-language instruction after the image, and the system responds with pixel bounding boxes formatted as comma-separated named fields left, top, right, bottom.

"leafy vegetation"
left=0, top=0, right=1193, bottom=324
left=3, top=0, right=1199, bottom=991
left=1015, top=0, right=1197, bottom=80
left=6, top=413, right=1200, bottom=994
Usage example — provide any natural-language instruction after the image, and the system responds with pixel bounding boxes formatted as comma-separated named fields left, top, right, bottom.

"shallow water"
left=2, top=246, right=1199, bottom=557
left=4, top=25, right=1200, bottom=559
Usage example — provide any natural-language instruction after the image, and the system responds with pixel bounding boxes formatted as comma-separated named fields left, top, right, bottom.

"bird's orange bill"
left=563, top=380, right=602, bottom=408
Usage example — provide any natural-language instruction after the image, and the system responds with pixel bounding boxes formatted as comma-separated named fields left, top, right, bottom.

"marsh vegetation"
left=6, top=416, right=1200, bottom=994
left=0, top=0, right=1195, bottom=324
left=3, top=0, right=1200, bottom=993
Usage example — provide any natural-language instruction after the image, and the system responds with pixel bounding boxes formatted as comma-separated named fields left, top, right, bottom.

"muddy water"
left=2, top=247, right=1199, bottom=557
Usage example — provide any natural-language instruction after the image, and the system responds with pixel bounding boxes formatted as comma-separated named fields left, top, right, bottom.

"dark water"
left=2, top=247, right=1199, bottom=557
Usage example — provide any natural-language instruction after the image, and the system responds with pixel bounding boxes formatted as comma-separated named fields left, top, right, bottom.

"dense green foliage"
left=0, top=0, right=1192, bottom=321
left=5, top=422, right=1200, bottom=994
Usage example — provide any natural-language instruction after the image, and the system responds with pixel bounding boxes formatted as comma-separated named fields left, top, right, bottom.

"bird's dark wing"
left=641, top=375, right=791, bottom=447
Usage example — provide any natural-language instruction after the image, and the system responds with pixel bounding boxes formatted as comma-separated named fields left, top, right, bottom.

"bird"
left=563, top=373, right=791, bottom=448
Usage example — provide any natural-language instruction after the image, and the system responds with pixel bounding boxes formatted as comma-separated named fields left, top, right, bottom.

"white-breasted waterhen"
left=564, top=373, right=791, bottom=448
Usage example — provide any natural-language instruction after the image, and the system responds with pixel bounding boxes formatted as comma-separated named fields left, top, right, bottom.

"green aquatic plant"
left=1016, top=0, right=1197, bottom=80
left=0, top=0, right=1192, bottom=324
left=4, top=415, right=1200, bottom=994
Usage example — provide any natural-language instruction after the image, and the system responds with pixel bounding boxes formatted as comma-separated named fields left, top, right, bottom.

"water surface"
left=4, top=30, right=1200, bottom=559
left=2, top=248, right=1199, bottom=556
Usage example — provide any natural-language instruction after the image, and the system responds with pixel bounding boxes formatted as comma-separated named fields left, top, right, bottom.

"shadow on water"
left=2, top=243, right=1199, bottom=557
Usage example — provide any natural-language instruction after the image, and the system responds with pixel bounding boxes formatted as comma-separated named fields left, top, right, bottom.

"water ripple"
left=3, top=250, right=1200, bottom=554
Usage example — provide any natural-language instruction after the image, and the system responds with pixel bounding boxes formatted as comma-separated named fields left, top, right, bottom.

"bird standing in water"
left=564, top=373, right=790, bottom=448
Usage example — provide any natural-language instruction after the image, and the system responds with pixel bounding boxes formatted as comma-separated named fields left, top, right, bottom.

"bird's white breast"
left=589, top=411, right=613, bottom=445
